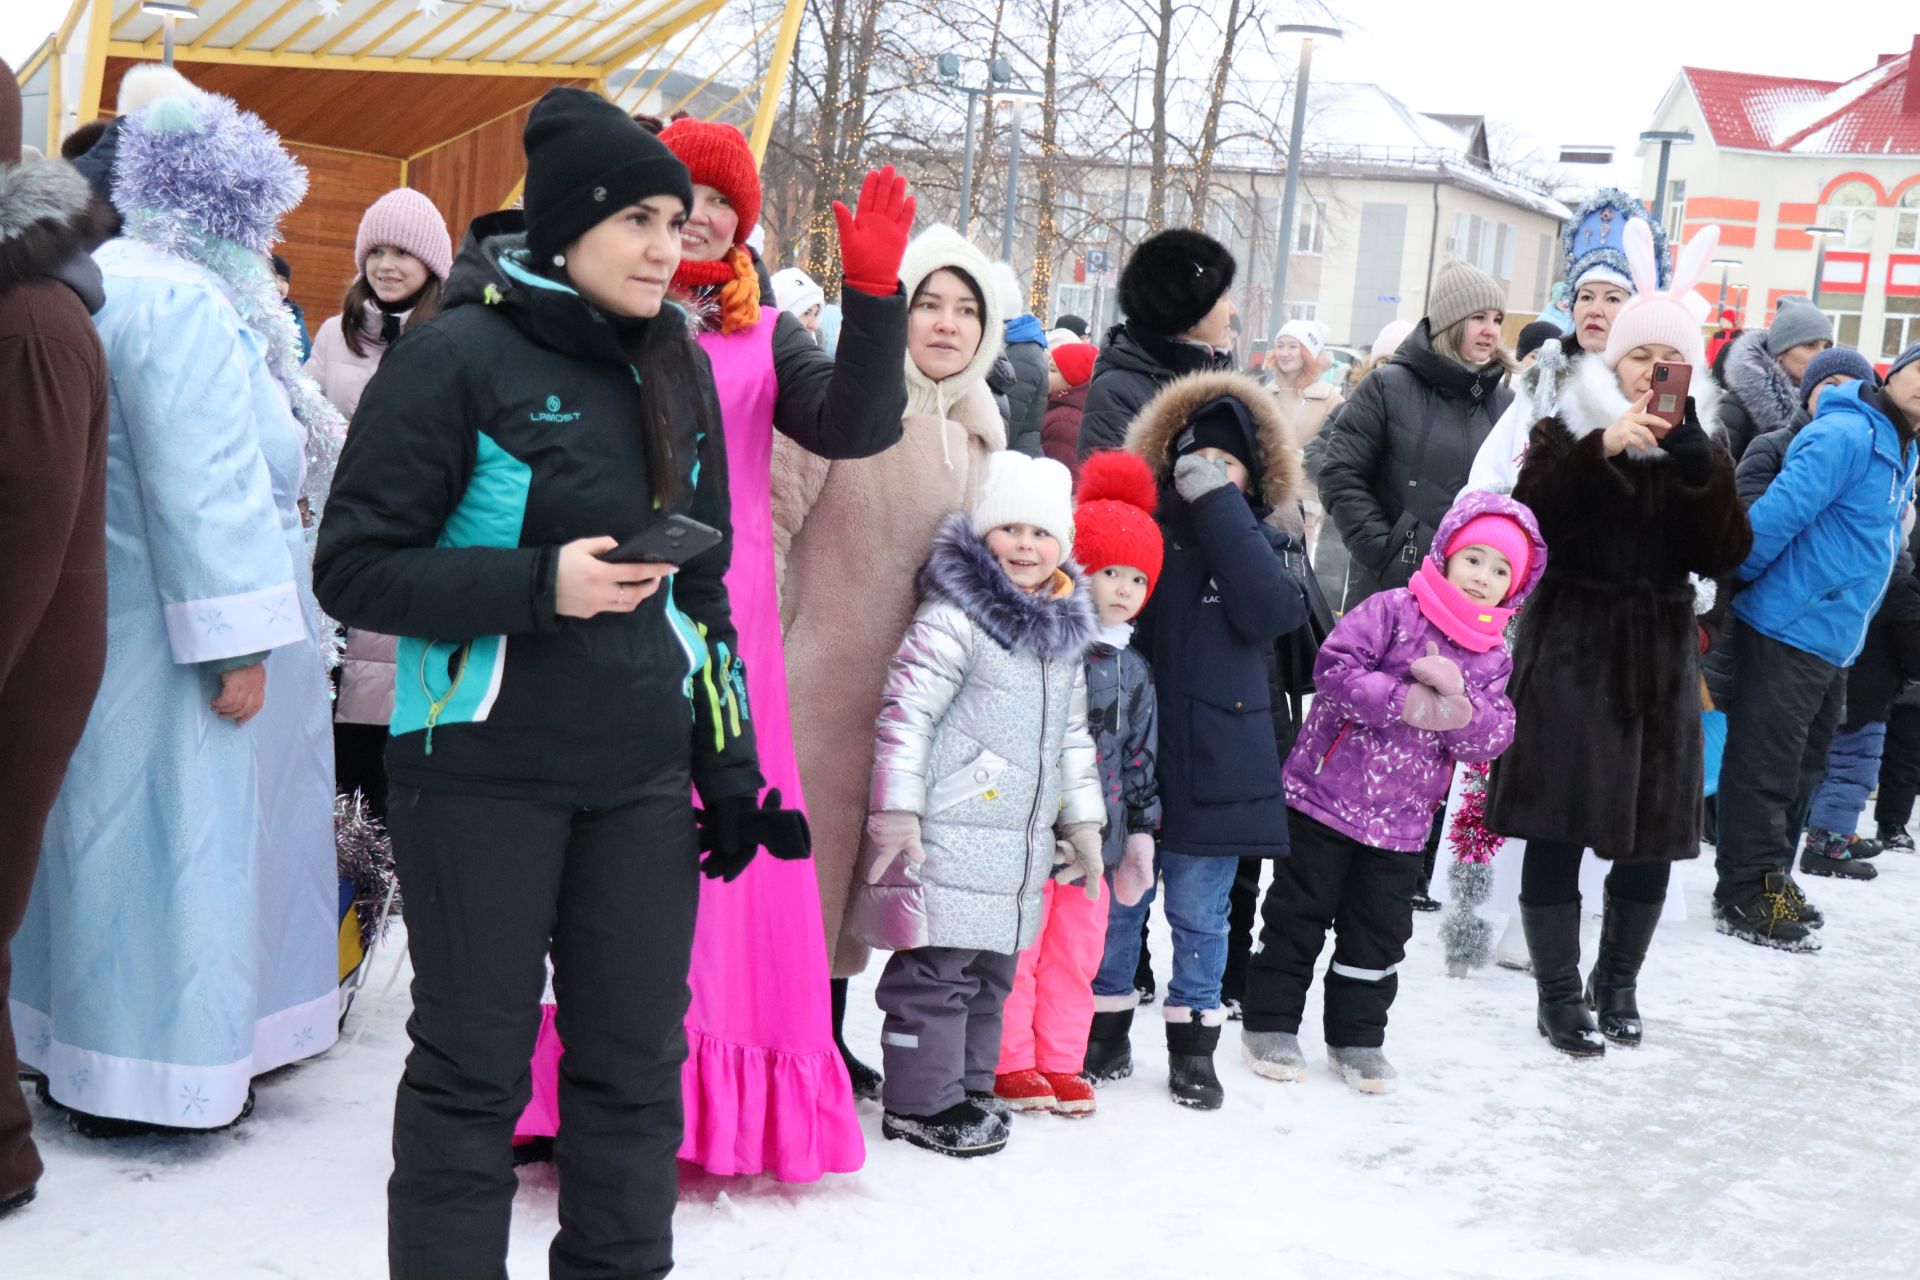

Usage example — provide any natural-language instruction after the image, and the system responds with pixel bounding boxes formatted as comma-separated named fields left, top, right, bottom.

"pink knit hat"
left=1445, top=513, right=1532, bottom=601
left=1603, top=220, right=1719, bottom=371
left=355, top=188, right=453, bottom=283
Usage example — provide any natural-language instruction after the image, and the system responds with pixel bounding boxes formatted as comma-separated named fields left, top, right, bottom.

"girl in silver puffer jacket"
left=849, top=452, right=1105, bottom=1158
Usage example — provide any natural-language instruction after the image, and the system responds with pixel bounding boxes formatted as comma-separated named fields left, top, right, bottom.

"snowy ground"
left=11, top=847, right=1920, bottom=1279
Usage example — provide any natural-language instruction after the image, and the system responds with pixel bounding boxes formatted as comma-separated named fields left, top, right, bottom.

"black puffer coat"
left=1315, top=319, right=1512, bottom=602
left=1844, top=526, right=1920, bottom=729
left=1077, top=321, right=1232, bottom=458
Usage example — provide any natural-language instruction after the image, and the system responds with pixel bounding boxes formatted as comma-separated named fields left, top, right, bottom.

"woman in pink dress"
left=516, top=117, right=913, bottom=1181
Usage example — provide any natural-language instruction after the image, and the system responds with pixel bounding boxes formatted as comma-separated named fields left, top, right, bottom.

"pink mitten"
left=1053, top=822, right=1105, bottom=901
left=864, top=810, right=925, bottom=883
left=1115, top=832, right=1156, bottom=906
left=1408, top=641, right=1465, bottom=697
left=1401, top=683, right=1473, bottom=732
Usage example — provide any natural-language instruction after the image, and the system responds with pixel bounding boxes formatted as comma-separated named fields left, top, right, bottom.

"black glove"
left=1662, top=400, right=1714, bottom=485
left=696, top=788, right=812, bottom=882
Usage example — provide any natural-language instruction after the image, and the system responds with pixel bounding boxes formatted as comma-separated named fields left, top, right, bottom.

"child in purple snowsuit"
left=1240, top=490, right=1546, bottom=1092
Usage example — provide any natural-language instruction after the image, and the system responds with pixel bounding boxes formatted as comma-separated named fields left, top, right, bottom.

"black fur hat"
left=1118, top=229, right=1236, bottom=338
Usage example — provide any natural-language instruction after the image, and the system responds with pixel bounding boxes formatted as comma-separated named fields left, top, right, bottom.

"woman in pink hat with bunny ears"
left=1487, top=222, right=1752, bottom=1057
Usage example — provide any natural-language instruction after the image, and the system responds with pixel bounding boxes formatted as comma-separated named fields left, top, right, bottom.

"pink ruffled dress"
left=515, top=308, right=865, bottom=1180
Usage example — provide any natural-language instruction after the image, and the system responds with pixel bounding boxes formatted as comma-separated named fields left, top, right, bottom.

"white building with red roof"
left=1641, top=37, right=1920, bottom=364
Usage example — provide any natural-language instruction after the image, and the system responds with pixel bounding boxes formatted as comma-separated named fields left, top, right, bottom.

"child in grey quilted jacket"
left=848, top=451, right=1104, bottom=1158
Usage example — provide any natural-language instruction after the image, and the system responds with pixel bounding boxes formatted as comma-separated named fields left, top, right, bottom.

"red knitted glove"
left=834, top=165, right=915, bottom=297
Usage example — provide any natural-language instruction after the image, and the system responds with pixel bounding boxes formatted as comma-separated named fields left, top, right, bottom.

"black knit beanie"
left=1175, top=396, right=1264, bottom=496
left=522, top=87, right=694, bottom=267
left=1118, top=229, right=1236, bottom=337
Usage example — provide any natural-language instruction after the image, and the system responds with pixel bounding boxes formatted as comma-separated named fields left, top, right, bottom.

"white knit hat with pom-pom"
left=972, top=451, right=1076, bottom=551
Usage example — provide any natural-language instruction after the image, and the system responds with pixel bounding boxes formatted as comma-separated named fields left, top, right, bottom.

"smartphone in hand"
left=599, top=514, right=724, bottom=566
left=1649, top=360, right=1693, bottom=436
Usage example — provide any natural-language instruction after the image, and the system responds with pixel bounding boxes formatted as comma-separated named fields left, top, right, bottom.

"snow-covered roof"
left=1289, top=82, right=1569, bottom=220
left=1680, top=45, right=1920, bottom=156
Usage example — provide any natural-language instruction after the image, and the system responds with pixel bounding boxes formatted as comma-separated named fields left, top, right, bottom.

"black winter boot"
left=881, top=1099, right=1008, bottom=1158
left=831, top=977, right=883, bottom=1102
left=1519, top=903, right=1605, bottom=1058
left=1164, top=1015, right=1224, bottom=1110
left=1083, top=1009, right=1135, bottom=1083
left=1876, top=823, right=1916, bottom=853
left=1585, top=895, right=1662, bottom=1046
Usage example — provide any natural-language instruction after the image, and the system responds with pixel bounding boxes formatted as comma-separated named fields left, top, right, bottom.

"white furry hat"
left=972, top=451, right=1076, bottom=551
left=771, top=265, right=824, bottom=318
left=117, top=64, right=202, bottom=116
left=986, top=259, right=1024, bottom=318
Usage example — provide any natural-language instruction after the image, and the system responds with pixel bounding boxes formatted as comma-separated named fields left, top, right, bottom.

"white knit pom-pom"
left=1691, top=573, right=1717, bottom=616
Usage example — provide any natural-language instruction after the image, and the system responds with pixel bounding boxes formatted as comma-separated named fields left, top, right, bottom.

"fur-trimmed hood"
left=1723, top=328, right=1799, bottom=438
left=1555, top=344, right=1724, bottom=459
left=1123, top=368, right=1305, bottom=532
left=0, top=158, right=106, bottom=296
left=916, top=511, right=1097, bottom=658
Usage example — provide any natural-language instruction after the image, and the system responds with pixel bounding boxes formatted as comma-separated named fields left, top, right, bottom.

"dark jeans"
left=385, top=781, right=699, bottom=1280
left=1519, top=839, right=1671, bottom=908
left=1875, top=701, right=1920, bottom=832
left=1714, top=626, right=1845, bottom=901
left=1242, top=812, right=1425, bottom=1048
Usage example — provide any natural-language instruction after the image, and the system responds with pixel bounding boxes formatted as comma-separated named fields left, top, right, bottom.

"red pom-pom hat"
left=1073, top=451, right=1166, bottom=598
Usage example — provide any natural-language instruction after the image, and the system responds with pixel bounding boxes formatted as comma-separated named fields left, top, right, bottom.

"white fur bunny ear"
left=1668, top=223, right=1720, bottom=300
left=1622, top=217, right=1659, bottom=298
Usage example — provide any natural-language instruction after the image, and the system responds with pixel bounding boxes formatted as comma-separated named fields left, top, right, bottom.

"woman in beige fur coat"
left=773, top=224, right=1008, bottom=1096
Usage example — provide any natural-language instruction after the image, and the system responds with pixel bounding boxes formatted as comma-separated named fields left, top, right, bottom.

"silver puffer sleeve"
left=1056, top=664, right=1105, bottom=828
left=869, top=601, right=975, bottom=815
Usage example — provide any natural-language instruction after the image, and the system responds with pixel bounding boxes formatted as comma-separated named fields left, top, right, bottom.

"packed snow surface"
left=11, top=848, right=1919, bottom=1278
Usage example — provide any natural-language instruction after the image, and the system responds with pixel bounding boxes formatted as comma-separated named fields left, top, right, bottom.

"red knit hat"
left=1053, top=341, right=1097, bottom=388
left=657, top=117, right=761, bottom=243
left=1073, top=451, right=1166, bottom=600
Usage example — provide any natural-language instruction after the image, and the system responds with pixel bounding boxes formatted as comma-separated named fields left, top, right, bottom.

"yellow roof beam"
left=272, top=14, right=327, bottom=55
left=747, top=0, right=805, bottom=161
left=18, top=37, right=54, bottom=83
left=537, top=0, right=677, bottom=68
left=175, top=0, right=253, bottom=48
left=605, top=3, right=718, bottom=112
left=79, top=0, right=115, bottom=120
left=103, top=39, right=605, bottom=79
left=466, top=0, right=571, bottom=65
left=354, top=4, right=431, bottom=61
left=230, top=0, right=308, bottom=52
left=393, top=1, right=479, bottom=61
left=108, top=0, right=148, bottom=39
left=313, top=0, right=398, bottom=57
left=587, top=0, right=721, bottom=70
left=666, top=7, right=779, bottom=117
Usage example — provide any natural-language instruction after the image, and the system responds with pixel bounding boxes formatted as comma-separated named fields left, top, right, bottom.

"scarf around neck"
left=1408, top=559, right=1511, bottom=653
left=672, top=255, right=737, bottom=291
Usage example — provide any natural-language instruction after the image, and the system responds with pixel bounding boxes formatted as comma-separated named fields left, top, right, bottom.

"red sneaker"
left=1041, top=1072, right=1097, bottom=1117
left=992, top=1070, right=1056, bottom=1111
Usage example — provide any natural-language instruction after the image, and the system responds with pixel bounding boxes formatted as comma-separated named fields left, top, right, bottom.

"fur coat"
left=1487, top=354, right=1753, bottom=861
left=773, top=225, right=1008, bottom=976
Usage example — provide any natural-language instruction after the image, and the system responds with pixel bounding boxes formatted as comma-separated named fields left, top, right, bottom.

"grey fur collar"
left=0, top=159, right=101, bottom=287
left=1556, top=349, right=1723, bottom=458
left=1724, top=328, right=1798, bottom=436
left=917, top=512, right=1098, bottom=659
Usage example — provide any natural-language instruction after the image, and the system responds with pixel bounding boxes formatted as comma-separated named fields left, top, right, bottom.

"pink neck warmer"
left=1408, top=559, right=1512, bottom=653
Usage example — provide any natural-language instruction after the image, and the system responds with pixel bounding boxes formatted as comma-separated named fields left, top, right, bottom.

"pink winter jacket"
left=308, top=305, right=404, bottom=725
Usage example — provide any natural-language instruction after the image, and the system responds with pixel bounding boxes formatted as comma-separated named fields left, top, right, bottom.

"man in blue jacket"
left=1715, top=343, right=1920, bottom=952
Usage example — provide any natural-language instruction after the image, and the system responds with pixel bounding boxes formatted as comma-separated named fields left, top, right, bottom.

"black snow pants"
left=1241, top=810, right=1424, bottom=1048
left=1875, top=701, right=1920, bottom=833
left=385, top=779, right=699, bottom=1280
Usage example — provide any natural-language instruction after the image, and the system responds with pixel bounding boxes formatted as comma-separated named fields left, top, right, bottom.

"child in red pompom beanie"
left=1042, top=342, right=1101, bottom=476
left=994, top=451, right=1164, bottom=1118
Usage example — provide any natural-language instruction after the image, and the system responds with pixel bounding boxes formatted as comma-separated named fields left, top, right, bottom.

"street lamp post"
left=1638, top=129, right=1694, bottom=222
left=1711, top=257, right=1741, bottom=320
left=937, top=55, right=1040, bottom=242
left=1269, top=24, right=1343, bottom=341
left=142, top=1, right=197, bottom=67
left=1000, top=97, right=1030, bottom=261
left=1805, top=224, right=1844, bottom=298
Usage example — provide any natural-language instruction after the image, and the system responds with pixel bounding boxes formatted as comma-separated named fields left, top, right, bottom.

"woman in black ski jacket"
left=314, top=89, right=804, bottom=1280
